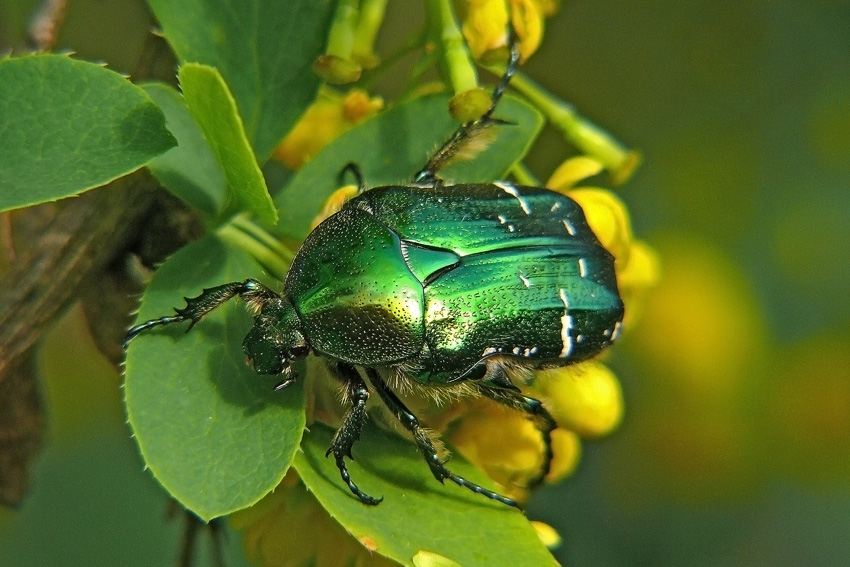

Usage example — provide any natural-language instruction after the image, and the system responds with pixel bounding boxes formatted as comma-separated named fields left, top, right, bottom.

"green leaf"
left=275, top=93, right=544, bottom=240
left=0, top=54, right=176, bottom=212
left=295, top=422, right=556, bottom=567
left=124, top=235, right=304, bottom=520
left=147, top=0, right=336, bottom=161
left=143, top=82, right=227, bottom=220
left=178, top=64, right=278, bottom=225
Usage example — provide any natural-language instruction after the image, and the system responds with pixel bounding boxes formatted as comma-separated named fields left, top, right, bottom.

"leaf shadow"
left=154, top=316, right=304, bottom=417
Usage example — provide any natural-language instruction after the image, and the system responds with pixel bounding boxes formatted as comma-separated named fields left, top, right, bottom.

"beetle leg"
left=364, top=368, right=520, bottom=508
left=477, top=374, right=556, bottom=488
left=338, top=162, right=367, bottom=193
left=413, top=28, right=521, bottom=185
left=124, top=279, right=279, bottom=347
left=325, top=362, right=383, bottom=505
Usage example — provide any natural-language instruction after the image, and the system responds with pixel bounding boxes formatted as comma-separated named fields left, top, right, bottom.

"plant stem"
left=507, top=71, right=640, bottom=184
left=217, top=218, right=292, bottom=282
left=326, top=0, right=359, bottom=58
left=510, top=161, right=539, bottom=186
left=426, top=0, right=477, bottom=93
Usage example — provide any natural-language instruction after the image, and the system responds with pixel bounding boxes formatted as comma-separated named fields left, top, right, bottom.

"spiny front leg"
left=364, top=368, right=520, bottom=508
left=325, top=363, right=383, bottom=505
left=124, top=279, right=279, bottom=347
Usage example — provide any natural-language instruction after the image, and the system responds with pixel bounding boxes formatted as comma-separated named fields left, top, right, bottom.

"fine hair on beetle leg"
left=384, top=365, right=481, bottom=406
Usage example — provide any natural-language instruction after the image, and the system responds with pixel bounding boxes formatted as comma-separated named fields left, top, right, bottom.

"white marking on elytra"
left=508, top=346, right=536, bottom=357
left=497, top=214, right=507, bottom=224
left=507, top=224, right=516, bottom=232
left=558, top=288, right=574, bottom=358
left=495, top=181, right=531, bottom=215
left=482, top=347, right=499, bottom=356
left=550, top=202, right=562, bottom=212
left=579, top=258, right=588, bottom=277
left=611, top=321, right=624, bottom=342
left=562, top=219, right=576, bottom=235
left=518, top=271, right=532, bottom=288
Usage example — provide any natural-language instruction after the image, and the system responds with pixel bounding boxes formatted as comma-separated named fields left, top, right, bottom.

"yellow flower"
left=459, top=0, right=556, bottom=61
left=309, top=185, right=360, bottom=230
left=532, top=361, right=624, bottom=438
left=274, top=89, right=383, bottom=170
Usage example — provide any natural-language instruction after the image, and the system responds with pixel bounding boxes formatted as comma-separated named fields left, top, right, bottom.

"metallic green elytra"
left=125, top=36, right=624, bottom=508
left=289, top=183, right=624, bottom=384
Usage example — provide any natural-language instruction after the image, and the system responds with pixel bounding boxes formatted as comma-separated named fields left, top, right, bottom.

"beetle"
left=125, top=38, right=624, bottom=508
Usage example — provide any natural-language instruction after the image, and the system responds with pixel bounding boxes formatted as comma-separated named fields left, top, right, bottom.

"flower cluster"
left=459, top=0, right=561, bottom=62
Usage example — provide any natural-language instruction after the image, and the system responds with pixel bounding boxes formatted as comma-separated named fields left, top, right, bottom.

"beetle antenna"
left=338, top=162, right=367, bottom=193
left=413, top=27, right=521, bottom=186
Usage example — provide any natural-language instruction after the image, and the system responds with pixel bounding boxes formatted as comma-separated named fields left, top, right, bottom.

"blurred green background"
left=1, top=0, right=848, bottom=565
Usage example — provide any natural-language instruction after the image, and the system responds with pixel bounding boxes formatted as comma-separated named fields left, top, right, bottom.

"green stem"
left=509, top=161, right=539, bottom=186
left=217, top=218, right=293, bottom=281
left=508, top=70, right=641, bottom=185
left=326, top=0, right=359, bottom=57
left=352, top=0, right=388, bottom=66
left=230, top=215, right=294, bottom=262
left=425, top=0, right=477, bottom=93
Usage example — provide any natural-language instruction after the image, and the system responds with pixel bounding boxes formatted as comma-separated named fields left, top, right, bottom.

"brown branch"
left=0, top=170, right=160, bottom=505
left=0, top=171, right=159, bottom=379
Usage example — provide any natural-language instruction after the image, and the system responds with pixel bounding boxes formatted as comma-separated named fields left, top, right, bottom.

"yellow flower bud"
left=313, top=54, right=362, bottom=85
left=534, top=362, right=624, bottom=438
left=449, top=86, right=493, bottom=123
left=566, top=187, right=634, bottom=264
left=530, top=520, right=563, bottom=549
left=509, top=0, right=544, bottom=60
left=461, top=0, right=510, bottom=59
left=547, top=155, right=605, bottom=190
left=546, top=428, right=581, bottom=483
left=413, top=550, right=463, bottom=567
left=310, top=185, right=360, bottom=230
left=342, top=89, right=384, bottom=122
left=274, top=89, right=383, bottom=170
left=442, top=398, right=539, bottom=500
left=232, top=470, right=399, bottom=567
left=617, top=239, right=662, bottom=324
left=460, top=0, right=549, bottom=61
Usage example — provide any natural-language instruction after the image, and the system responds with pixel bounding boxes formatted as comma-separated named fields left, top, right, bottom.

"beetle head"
left=242, top=298, right=308, bottom=385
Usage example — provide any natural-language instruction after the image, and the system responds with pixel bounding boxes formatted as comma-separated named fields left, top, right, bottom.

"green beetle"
left=126, top=39, right=624, bottom=508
